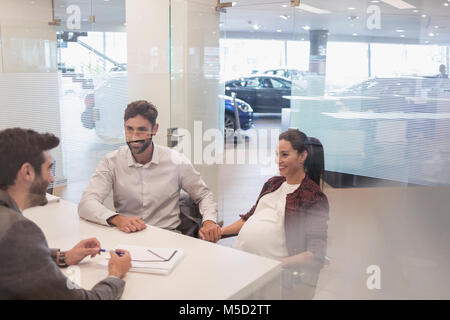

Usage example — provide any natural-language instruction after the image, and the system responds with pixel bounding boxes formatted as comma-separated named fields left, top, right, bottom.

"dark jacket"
left=0, top=190, right=125, bottom=300
left=240, top=175, right=330, bottom=270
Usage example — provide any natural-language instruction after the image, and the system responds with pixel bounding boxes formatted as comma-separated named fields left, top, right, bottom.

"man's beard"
left=27, top=175, right=49, bottom=208
left=127, top=137, right=152, bottom=155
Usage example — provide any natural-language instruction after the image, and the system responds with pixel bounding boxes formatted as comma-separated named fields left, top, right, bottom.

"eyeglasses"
left=131, top=249, right=178, bottom=262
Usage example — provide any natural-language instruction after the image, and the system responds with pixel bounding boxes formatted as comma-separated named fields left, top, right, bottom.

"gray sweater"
left=0, top=190, right=125, bottom=300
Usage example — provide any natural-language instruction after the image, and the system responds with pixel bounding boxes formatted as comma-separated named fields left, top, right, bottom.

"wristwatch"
left=56, top=249, right=68, bottom=268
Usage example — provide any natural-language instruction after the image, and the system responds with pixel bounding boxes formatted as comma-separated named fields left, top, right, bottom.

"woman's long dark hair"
left=279, top=129, right=325, bottom=189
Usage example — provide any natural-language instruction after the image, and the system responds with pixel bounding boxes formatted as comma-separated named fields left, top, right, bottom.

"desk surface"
left=23, top=200, right=281, bottom=300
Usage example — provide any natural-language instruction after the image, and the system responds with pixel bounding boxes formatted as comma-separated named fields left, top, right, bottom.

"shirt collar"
left=126, top=142, right=160, bottom=168
left=0, top=189, right=22, bottom=214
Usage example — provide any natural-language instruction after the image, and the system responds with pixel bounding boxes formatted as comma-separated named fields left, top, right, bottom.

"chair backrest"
left=176, top=191, right=202, bottom=237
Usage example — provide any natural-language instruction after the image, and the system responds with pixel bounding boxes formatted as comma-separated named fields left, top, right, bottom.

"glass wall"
left=220, top=0, right=450, bottom=299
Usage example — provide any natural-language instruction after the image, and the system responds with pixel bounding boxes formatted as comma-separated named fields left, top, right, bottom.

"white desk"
left=23, top=199, right=282, bottom=300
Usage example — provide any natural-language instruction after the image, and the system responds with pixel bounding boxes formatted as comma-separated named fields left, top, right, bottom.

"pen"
left=100, top=249, right=124, bottom=256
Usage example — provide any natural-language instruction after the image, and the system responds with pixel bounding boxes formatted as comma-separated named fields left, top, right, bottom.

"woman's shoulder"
left=263, top=176, right=286, bottom=188
left=301, top=176, right=329, bottom=204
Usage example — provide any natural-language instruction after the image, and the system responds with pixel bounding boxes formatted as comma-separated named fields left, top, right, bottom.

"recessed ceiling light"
left=281, top=4, right=287, bottom=8
left=370, top=0, right=380, bottom=3
left=298, top=3, right=331, bottom=14
left=400, top=35, right=405, bottom=37
left=253, top=24, right=260, bottom=30
left=444, top=3, right=449, bottom=6
left=352, top=33, right=358, bottom=36
left=380, top=0, right=415, bottom=9
left=303, top=25, right=311, bottom=30
left=396, top=29, right=405, bottom=32
left=421, top=14, right=427, bottom=18
left=434, top=26, right=439, bottom=29
left=280, top=15, right=289, bottom=20
left=428, top=32, right=434, bottom=36
left=276, top=29, right=282, bottom=33
left=348, top=7, right=356, bottom=10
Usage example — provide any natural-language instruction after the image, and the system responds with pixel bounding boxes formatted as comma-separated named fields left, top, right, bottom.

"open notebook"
left=101, top=244, right=185, bottom=275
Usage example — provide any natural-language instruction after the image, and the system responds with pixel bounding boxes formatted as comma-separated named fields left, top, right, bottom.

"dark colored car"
left=225, top=75, right=303, bottom=113
left=263, top=68, right=314, bottom=80
left=223, top=95, right=254, bottom=135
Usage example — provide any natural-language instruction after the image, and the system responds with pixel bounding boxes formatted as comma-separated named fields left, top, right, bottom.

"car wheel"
left=224, top=113, right=236, bottom=138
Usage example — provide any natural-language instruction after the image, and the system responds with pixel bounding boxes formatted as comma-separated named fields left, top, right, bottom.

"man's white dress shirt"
left=78, top=144, right=217, bottom=230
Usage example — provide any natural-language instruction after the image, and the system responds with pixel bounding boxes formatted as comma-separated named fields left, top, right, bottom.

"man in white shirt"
left=78, top=100, right=221, bottom=242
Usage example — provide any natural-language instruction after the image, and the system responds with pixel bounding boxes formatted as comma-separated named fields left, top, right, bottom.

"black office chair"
left=176, top=191, right=203, bottom=237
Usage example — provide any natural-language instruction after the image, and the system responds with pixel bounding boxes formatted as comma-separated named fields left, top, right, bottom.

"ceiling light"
left=421, top=14, right=427, bottom=18
left=428, top=32, right=434, bottom=36
left=303, top=25, right=311, bottom=30
left=298, top=3, right=331, bottom=14
left=280, top=15, right=289, bottom=20
left=370, top=0, right=380, bottom=3
left=348, top=7, right=356, bottom=10
left=400, top=35, right=405, bottom=37
left=444, top=3, right=449, bottom=6
left=380, top=0, right=415, bottom=9
left=412, top=9, right=419, bottom=13
left=277, top=29, right=282, bottom=33
left=352, top=33, right=358, bottom=36
left=281, top=4, right=287, bottom=8
left=253, top=24, right=260, bottom=30
left=396, top=29, right=405, bottom=32
left=434, top=26, right=439, bottom=29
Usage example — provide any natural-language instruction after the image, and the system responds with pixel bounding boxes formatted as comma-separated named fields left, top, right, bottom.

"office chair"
left=176, top=191, right=203, bottom=237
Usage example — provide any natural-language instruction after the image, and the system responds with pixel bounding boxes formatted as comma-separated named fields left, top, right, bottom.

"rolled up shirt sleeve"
left=78, top=157, right=117, bottom=226
left=177, top=155, right=218, bottom=224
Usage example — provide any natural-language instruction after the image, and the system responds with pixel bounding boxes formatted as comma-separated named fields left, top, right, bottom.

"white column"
left=126, top=0, right=221, bottom=217
left=126, top=0, right=171, bottom=147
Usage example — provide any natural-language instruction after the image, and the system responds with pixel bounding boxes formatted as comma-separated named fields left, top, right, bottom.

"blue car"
left=223, top=95, right=254, bottom=135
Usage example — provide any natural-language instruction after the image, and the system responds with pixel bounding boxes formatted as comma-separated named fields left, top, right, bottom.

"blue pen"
left=100, top=249, right=124, bottom=256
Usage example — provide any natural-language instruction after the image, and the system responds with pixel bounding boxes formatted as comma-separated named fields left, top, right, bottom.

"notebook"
left=101, top=244, right=185, bottom=275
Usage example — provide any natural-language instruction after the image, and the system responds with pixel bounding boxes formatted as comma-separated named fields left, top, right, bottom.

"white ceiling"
left=53, top=0, right=450, bottom=44
left=222, top=0, right=450, bottom=44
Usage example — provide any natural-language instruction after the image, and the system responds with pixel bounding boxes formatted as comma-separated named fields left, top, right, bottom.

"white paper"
left=46, top=193, right=60, bottom=203
left=101, top=244, right=185, bottom=275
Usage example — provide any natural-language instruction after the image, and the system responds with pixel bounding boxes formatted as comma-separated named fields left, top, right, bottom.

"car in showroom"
left=225, top=75, right=306, bottom=113
left=81, top=73, right=253, bottom=139
left=223, top=95, right=254, bottom=135
left=263, top=68, right=314, bottom=80
left=327, top=76, right=450, bottom=112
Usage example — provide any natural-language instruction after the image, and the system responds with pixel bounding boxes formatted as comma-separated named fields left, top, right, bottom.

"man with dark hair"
left=0, top=127, right=131, bottom=299
left=78, top=100, right=221, bottom=242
